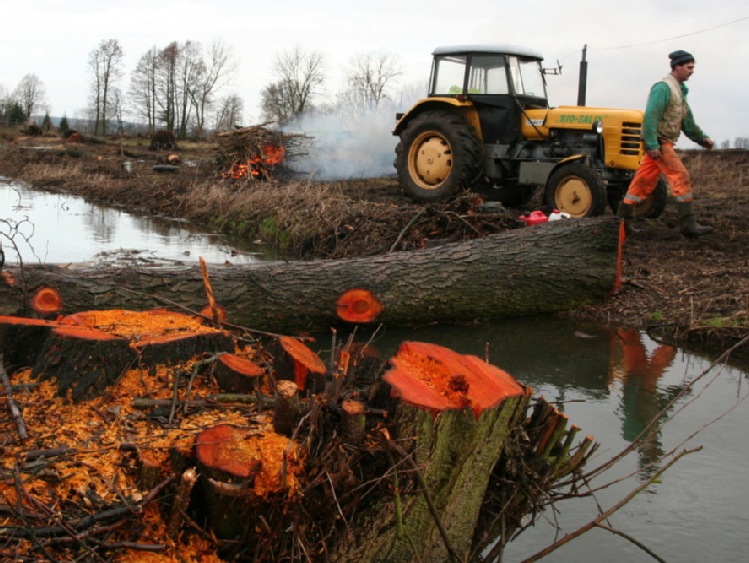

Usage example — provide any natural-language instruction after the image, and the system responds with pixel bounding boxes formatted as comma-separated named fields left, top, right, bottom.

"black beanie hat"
left=669, top=50, right=694, bottom=68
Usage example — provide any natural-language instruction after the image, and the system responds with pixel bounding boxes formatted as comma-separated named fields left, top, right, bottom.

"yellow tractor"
left=393, top=44, right=667, bottom=217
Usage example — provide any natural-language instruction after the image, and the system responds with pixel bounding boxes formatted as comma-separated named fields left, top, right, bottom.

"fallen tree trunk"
left=0, top=217, right=621, bottom=333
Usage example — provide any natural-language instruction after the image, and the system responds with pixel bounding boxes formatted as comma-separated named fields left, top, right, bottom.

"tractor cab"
left=428, top=45, right=548, bottom=145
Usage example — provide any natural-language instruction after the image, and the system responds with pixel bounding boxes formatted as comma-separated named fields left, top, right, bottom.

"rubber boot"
left=676, top=201, right=713, bottom=237
left=616, top=202, right=639, bottom=234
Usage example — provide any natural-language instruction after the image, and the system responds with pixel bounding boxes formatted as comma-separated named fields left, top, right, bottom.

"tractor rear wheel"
left=635, top=177, right=669, bottom=219
left=544, top=163, right=606, bottom=218
left=395, top=111, right=482, bottom=202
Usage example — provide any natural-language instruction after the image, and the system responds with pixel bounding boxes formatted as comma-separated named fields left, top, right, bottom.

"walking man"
left=617, top=49, right=714, bottom=236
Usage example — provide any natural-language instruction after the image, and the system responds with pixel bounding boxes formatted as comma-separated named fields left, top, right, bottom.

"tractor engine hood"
left=522, top=105, right=644, bottom=140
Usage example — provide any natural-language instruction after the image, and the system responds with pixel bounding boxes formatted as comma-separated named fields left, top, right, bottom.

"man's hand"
left=702, top=137, right=715, bottom=150
left=646, top=148, right=662, bottom=160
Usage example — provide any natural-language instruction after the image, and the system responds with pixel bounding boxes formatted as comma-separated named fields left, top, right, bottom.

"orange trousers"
left=623, top=140, right=692, bottom=205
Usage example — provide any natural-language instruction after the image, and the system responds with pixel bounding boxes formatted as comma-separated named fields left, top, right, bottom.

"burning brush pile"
left=215, top=123, right=305, bottom=181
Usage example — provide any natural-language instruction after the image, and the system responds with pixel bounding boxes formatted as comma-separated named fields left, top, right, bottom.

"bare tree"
left=344, top=51, right=402, bottom=109
left=188, top=39, right=237, bottom=136
left=213, top=93, right=244, bottom=130
left=88, top=39, right=124, bottom=136
left=129, top=47, right=160, bottom=134
left=261, top=45, right=325, bottom=125
left=111, top=88, right=124, bottom=135
left=260, top=81, right=294, bottom=126
left=175, top=40, right=204, bottom=138
left=0, top=84, right=8, bottom=122
left=155, top=42, right=181, bottom=134
left=13, top=74, right=47, bottom=119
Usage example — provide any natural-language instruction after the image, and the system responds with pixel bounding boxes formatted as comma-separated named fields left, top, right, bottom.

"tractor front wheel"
left=395, top=111, right=482, bottom=202
left=544, top=163, right=607, bottom=218
left=608, top=177, right=669, bottom=219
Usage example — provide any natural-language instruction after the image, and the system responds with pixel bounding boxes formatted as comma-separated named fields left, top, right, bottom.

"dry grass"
left=183, top=178, right=405, bottom=255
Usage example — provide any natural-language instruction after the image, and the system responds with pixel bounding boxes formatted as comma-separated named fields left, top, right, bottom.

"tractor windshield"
left=509, top=57, right=546, bottom=98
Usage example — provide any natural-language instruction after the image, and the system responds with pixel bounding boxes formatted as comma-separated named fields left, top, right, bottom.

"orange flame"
left=222, top=143, right=286, bottom=180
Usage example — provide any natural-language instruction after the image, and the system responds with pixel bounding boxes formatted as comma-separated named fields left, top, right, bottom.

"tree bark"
left=0, top=217, right=620, bottom=333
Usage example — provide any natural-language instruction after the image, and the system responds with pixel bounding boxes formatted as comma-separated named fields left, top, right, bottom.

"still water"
left=0, top=179, right=260, bottom=265
left=369, top=317, right=749, bottom=562
left=3, top=181, right=748, bottom=561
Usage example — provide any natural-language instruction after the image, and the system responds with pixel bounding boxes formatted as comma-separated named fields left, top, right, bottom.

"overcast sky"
left=3, top=0, right=748, bottom=146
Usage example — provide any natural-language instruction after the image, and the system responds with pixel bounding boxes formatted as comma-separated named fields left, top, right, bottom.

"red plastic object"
left=519, top=210, right=548, bottom=226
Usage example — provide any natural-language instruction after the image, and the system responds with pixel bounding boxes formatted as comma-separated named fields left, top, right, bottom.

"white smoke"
left=282, top=83, right=425, bottom=181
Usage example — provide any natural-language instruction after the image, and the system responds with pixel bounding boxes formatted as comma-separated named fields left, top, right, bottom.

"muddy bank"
left=1, top=136, right=748, bottom=357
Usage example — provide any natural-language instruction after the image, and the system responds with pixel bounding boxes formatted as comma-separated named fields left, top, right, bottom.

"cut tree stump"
left=194, top=424, right=304, bottom=546
left=334, top=341, right=529, bottom=563
left=0, top=315, right=63, bottom=370
left=272, top=336, right=327, bottom=393
left=32, top=325, right=135, bottom=402
left=0, top=217, right=621, bottom=333
left=0, top=309, right=237, bottom=401
left=211, top=353, right=264, bottom=393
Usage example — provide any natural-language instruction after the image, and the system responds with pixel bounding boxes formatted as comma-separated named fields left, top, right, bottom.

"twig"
left=132, top=393, right=271, bottom=409
left=521, top=446, right=700, bottom=562
left=183, top=354, right=217, bottom=416
left=0, top=355, right=28, bottom=441
left=325, top=470, right=351, bottom=534
left=23, top=448, right=76, bottom=463
left=168, top=368, right=181, bottom=424
left=168, top=467, right=198, bottom=538
left=594, top=523, right=667, bottom=563
left=199, top=257, right=220, bottom=324
left=389, top=207, right=426, bottom=252
left=91, top=541, right=166, bottom=553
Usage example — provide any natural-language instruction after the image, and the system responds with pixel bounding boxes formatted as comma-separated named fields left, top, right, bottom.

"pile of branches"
left=213, top=123, right=310, bottom=180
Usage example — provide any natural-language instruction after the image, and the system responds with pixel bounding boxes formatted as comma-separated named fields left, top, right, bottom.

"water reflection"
left=358, top=318, right=749, bottom=561
left=606, top=327, right=685, bottom=477
left=1, top=180, right=261, bottom=265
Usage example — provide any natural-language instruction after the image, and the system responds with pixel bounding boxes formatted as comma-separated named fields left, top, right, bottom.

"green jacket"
left=642, top=77, right=708, bottom=150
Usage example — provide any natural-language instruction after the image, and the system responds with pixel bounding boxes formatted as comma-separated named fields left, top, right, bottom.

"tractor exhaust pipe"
left=577, top=45, right=588, bottom=106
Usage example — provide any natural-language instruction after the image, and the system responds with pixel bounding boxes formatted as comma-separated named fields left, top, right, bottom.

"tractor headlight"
left=592, top=120, right=603, bottom=135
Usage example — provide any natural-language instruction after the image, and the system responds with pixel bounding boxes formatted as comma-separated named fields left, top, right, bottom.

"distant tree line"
left=1, top=38, right=405, bottom=139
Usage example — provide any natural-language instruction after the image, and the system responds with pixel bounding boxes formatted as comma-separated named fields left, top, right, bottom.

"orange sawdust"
left=60, top=308, right=222, bottom=342
left=383, top=341, right=525, bottom=418
left=0, top=311, right=278, bottom=561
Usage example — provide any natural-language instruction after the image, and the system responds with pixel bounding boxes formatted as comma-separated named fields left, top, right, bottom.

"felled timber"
left=0, top=217, right=621, bottom=334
